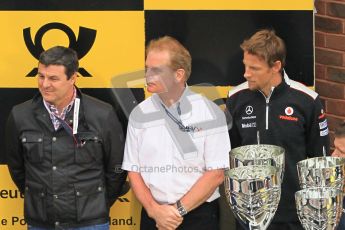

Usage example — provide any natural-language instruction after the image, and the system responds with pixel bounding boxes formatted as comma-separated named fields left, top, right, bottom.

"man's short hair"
left=240, top=29, right=286, bottom=69
left=335, top=122, right=345, bottom=138
left=39, top=46, right=79, bottom=79
left=146, top=36, right=192, bottom=80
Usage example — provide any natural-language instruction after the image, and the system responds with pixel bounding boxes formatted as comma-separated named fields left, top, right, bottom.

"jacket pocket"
left=24, top=181, right=47, bottom=222
left=21, top=131, right=44, bottom=163
left=75, top=131, right=103, bottom=164
left=74, top=180, right=108, bottom=222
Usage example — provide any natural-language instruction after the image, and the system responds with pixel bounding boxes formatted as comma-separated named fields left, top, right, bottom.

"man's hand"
left=127, top=172, right=183, bottom=229
left=149, top=204, right=183, bottom=230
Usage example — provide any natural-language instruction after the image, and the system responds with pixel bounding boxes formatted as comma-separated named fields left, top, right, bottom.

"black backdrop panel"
left=145, top=10, right=314, bottom=87
left=0, top=0, right=143, bottom=11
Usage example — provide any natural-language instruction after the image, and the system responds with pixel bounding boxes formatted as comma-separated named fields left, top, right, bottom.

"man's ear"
left=175, top=69, right=186, bottom=83
left=69, top=73, right=77, bottom=85
left=272, top=61, right=282, bottom=73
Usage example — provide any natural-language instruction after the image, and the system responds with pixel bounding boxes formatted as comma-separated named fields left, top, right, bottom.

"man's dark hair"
left=335, top=122, right=345, bottom=138
left=241, top=29, right=286, bottom=70
left=39, top=46, right=79, bottom=79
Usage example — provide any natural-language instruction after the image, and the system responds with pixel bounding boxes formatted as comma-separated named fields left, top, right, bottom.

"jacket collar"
left=256, top=70, right=290, bottom=100
left=273, top=72, right=289, bottom=95
left=31, top=86, right=87, bottom=132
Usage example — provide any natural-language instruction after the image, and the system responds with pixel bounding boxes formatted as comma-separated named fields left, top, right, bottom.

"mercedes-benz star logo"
left=245, top=105, right=253, bottom=115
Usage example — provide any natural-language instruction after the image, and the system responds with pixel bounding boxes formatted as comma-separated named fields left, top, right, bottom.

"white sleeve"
left=204, top=126, right=231, bottom=170
left=203, top=105, right=231, bottom=170
left=121, top=120, right=140, bottom=172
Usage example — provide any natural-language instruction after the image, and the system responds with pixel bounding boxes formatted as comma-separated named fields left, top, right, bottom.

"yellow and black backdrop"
left=0, top=0, right=314, bottom=229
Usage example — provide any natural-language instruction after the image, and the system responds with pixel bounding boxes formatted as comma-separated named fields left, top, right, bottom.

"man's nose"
left=243, top=67, right=250, bottom=79
left=146, top=74, right=160, bottom=82
left=41, top=78, right=52, bottom=88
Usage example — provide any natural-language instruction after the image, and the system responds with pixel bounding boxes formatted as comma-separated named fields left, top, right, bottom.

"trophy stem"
left=257, top=131, right=260, bottom=145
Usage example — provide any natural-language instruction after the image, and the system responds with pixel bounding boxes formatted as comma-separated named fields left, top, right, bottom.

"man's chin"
left=42, top=95, right=54, bottom=103
left=248, top=85, right=258, bottom=91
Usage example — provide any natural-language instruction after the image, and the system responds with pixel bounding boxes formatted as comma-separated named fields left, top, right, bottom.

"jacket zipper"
left=260, top=88, right=274, bottom=130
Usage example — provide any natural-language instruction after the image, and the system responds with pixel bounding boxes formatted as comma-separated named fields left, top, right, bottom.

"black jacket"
left=5, top=88, right=127, bottom=228
left=226, top=74, right=330, bottom=228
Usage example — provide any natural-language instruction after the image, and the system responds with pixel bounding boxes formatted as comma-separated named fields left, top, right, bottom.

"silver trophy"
left=297, top=157, right=345, bottom=191
left=295, top=187, right=343, bottom=230
left=296, top=156, right=345, bottom=229
left=230, top=144, right=285, bottom=182
left=224, top=165, right=281, bottom=230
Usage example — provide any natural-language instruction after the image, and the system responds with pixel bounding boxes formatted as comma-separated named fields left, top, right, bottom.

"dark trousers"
left=140, top=199, right=219, bottom=230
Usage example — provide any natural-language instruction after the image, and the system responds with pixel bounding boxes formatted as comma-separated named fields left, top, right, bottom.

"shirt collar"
left=156, top=84, right=190, bottom=109
left=154, top=85, right=193, bottom=121
left=43, top=87, right=77, bottom=117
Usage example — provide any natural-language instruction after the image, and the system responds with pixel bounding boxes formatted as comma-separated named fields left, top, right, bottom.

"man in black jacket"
left=226, top=29, right=329, bottom=230
left=6, top=46, right=126, bottom=230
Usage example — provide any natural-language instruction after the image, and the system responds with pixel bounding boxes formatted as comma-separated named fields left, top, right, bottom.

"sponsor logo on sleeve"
left=319, top=119, right=328, bottom=130
left=320, top=128, right=329, bottom=137
left=318, top=109, right=326, bottom=119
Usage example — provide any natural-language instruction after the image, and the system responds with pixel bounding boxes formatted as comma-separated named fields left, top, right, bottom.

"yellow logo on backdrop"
left=24, top=22, right=96, bottom=77
left=0, top=11, right=144, bottom=88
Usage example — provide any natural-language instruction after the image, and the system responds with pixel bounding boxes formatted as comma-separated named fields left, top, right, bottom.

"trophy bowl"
left=230, top=144, right=285, bottom=183
left=295, top=187, right=343, bottom=230
left=224, top=165, right=281, bottom=230
left=296, top=157, right=345, bottom=191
